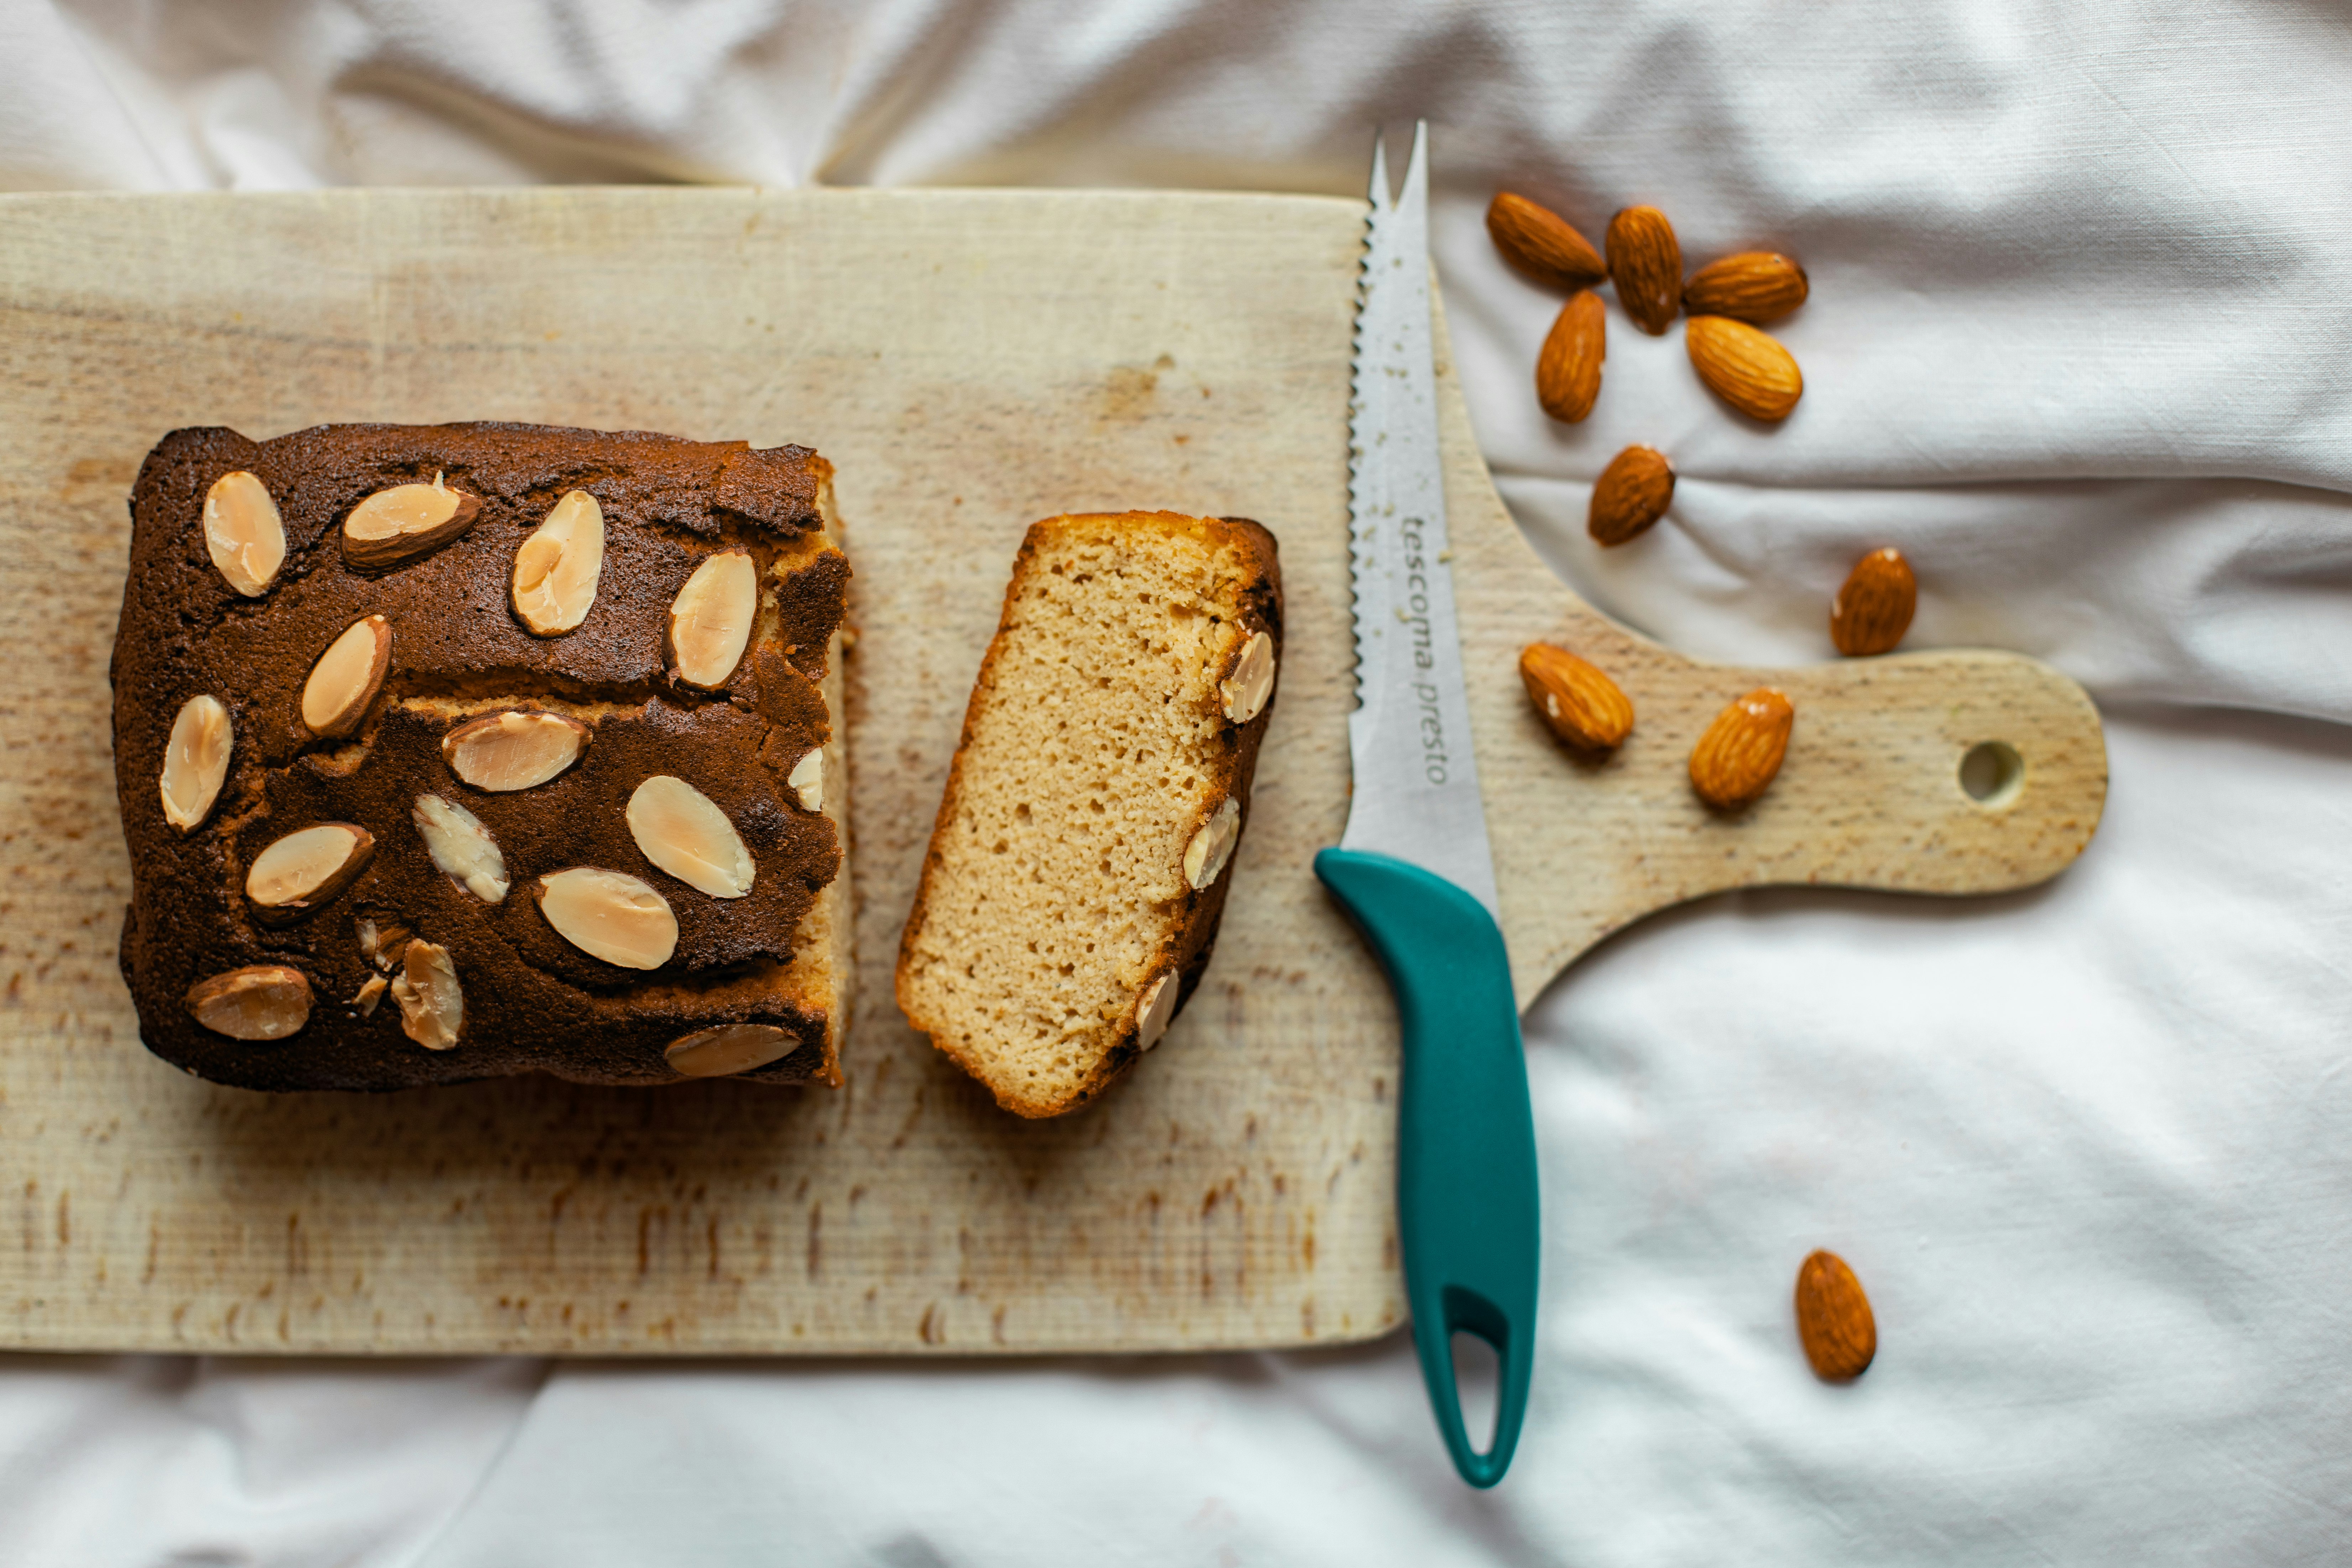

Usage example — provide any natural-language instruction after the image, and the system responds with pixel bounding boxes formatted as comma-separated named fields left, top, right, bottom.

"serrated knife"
left=1313, top=123, right=1541, bottom=1489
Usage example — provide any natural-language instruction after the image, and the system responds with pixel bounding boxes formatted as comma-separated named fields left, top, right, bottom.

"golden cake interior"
left=899, top=514, right=1262, bottom=1115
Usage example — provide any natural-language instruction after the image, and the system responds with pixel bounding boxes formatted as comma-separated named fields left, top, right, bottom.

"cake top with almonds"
left=111, top=421, right=850, bottom=1093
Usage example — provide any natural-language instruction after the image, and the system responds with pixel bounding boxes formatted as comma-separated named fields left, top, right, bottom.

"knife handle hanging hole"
left=1958, top=741, right=2024, bottom=808
left=1449, top=1329, right=1503, bottom=1457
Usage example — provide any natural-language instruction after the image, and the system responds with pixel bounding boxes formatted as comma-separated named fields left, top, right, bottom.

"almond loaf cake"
left=896, top=511, right=1281, bottom=1118
left=110, top=421, right=851, bottom=1091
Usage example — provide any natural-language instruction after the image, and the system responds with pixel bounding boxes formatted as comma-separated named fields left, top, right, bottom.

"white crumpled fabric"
left=7, top=1, right=2352, bottom=1562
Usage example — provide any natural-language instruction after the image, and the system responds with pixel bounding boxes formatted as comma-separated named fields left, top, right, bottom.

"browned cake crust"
left=111, top=422, right=849, bottom=1091
left=896, top=511, right=1282, bottom=1117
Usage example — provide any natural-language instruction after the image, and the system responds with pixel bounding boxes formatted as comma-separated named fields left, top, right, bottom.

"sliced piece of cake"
left=896, top=511, right=1282, bottom=1118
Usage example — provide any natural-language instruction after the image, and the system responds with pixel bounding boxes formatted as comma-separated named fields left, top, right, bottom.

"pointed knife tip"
left=1404, top=121, right=1430, bottom=202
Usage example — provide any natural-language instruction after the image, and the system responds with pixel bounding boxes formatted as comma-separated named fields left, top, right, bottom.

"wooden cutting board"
left=0, top=188, right=2103, bottom=1355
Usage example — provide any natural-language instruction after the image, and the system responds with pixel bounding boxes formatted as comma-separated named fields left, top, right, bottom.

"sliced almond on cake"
left=412, top=794, right=509, bottom=901
left=1221, top=631, right=1276, bottom=724
left=301, top=615, right=392, bottom=738
left=185, top=965, right=313, bottom=1040
left=1135, top=972, right=1179, bottom=1051
left=390, top=939, right=464, bottom=1050
left=246, top=822, right=375, bottom=923
left=159, top=694, right=232, bottom=833
left=203, top=471, right=286, bottom=597
left=511, top=489, right=605, bottom=635
left=536, top=868, right=678, bottom=969
left=667, top=548, right=758, bottom=688
left=666, top=1022, right=799, bottom=1078
left=342, top=472, right=483, bottom=569
left=1183, top=798, right=1242, bottom=890
left=787, top=748, right=824, bottom=812
left=442, top=710, right=589, bottom=791
left=626, top=775, right=754, bottom=897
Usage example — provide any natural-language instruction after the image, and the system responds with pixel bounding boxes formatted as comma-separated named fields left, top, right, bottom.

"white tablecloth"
left=8, top=1, right=2352, bottom=1561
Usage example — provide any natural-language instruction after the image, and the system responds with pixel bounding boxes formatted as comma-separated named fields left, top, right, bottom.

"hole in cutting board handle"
left=1449, top=1329, right=1502, bottom=1457
left=1959, top=740, right=2025, bottom=807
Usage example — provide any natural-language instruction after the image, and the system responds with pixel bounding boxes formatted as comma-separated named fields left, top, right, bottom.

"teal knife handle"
left=1314, top=848, right=1539, bottom=1488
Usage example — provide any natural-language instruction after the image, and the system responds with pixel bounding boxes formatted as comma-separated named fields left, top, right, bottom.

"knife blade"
left=1336, top=126, right=1500, bottom=916
left=1313, top=122, right=1542, bottom=1490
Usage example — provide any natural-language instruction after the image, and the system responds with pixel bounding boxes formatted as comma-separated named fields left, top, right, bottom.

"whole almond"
left=1588, top=446, right=1675, bottom=546
left=1689, top=687, right=1793, bottom=809
left=1683, top=252, right=1809, bottom=325
left=1519, top=643, right=1634, bottom=753
left=1487, top=192, right=1606, bottom=291
left=1794, top=1249, right=1877, bottom=1382
left=1606, top=206, right=1682, bottom=335
left=1536, top=290, right=1606, bottom=423
left=1830, top=547, right=1917, bottom=656
left=1685, top=315, right=1803, bottom=422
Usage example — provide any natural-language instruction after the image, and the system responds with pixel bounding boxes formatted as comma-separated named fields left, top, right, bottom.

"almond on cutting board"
left=1683, top=252, right=1809, bottom=325
left=1519, top=643, right=1634, bottom=754
left=1686, top=316, right=1804, bottom=422
left=1487, top=192, right=1607, bottom=291
left=1794, top=1249, right=1878, bottom=1382
left=1536, top=290, right=1607, bottom=423
left=1588, top=445, right=1675, bottom=546
left=1830, top=547, right=1916, bottom=656
left=1606, top=206, right=1683, bottom=335
left=1689, top=688, right=1793, bottom=809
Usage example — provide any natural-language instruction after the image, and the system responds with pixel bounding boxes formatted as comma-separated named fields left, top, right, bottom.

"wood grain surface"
left=0, top=187, right=2103, bottom=1355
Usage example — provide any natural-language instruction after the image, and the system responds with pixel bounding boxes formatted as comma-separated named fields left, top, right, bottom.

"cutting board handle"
left=1430, top=296, right=2109, bottom=1006
left=1482, top=627, right=2109, bottom=1003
